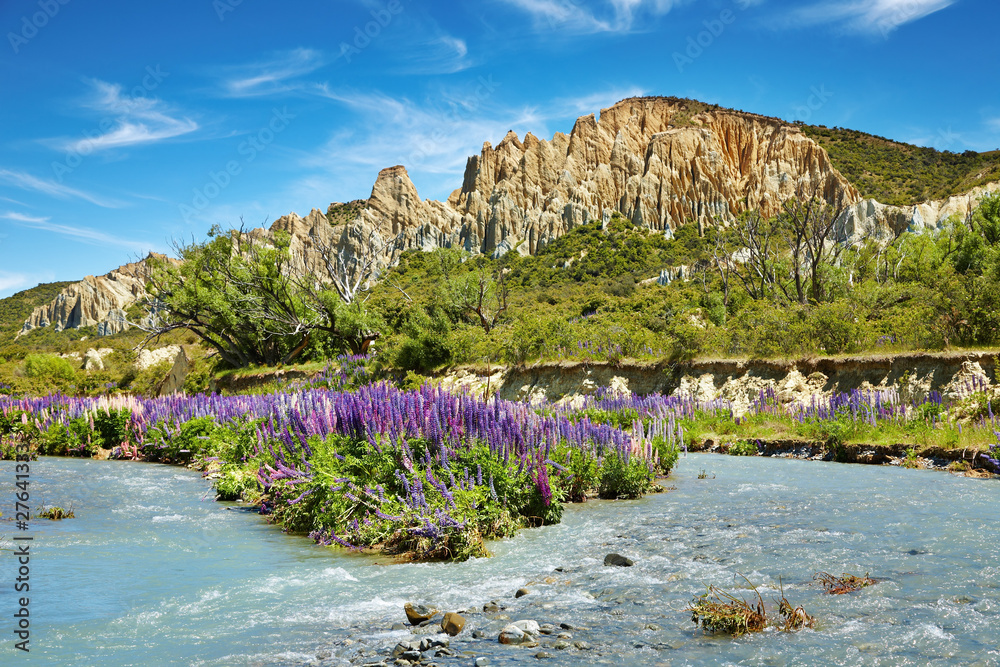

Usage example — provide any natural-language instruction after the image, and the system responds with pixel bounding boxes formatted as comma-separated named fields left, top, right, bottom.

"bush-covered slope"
left=0, top=281, right=74, bottom=346
left=801, top=124, right=1000, bottom=206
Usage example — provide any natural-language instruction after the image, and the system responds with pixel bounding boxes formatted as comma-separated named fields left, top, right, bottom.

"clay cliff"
left=19, top=254, right=166, bottom=337
left=277, top=97, right=863, bottom=262
left=279, top=96, right=996, bottom=265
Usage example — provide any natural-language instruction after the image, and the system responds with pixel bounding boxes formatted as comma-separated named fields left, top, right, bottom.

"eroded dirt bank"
left=441, top=351, right=999, bottom=415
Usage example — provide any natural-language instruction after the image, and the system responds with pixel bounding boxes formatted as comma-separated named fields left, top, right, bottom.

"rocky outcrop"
left=286, top=96, right=1000, bottom=269
left=157, top=347, right=191, bottom=396
left=19, top=255, right=167, bottom=338
left=838, top=181, right=1000, bottom=242
left=82, top=348, right=114, bottom=372
left=286, top=97, right=863, bottom=263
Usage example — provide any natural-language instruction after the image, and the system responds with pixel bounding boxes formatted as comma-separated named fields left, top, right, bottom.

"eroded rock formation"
left=289, top=97, right=998, bottom=268
left=19, top=255, right=166, bottom=337
left=285, top=97, right=863, bottom=264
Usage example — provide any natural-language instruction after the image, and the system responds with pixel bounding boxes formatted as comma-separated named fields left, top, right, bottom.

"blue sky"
left=0, top=0, right=996, bottom=298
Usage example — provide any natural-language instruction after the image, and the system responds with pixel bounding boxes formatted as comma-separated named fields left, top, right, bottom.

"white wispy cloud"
left=311, top=87, right=533, bottom=178
left=1, top=212, right=155, bottom=253
left=48, top=79, right=199, bottom=153
left=786, top=0, right=957, bottom=35
left=394, top=35, right=474, bottom=75
left=497, top=0, right=681, bottom=34
left=0, top=169, right=124, bottom=208
left=1, top=211, right=49, bottom=224
left=222, top=48, right=326, bottom=97
left=0, top=272, right=30, bottom=294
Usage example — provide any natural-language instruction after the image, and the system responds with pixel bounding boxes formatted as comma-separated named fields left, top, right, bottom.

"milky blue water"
left=1, top=454, right=997, bottom=666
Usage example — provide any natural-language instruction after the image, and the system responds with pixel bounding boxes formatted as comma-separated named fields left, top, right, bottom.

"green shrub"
left=23, top=354, right=77, bottom=383
left=653, top=437, right=680, bottom=474
left=727, top=440, right=758, bottom=456
left=555, top=446, right=600, bottom=502
left=93, top=408, right=133, bottom=448
left=394, top=306, right=452, bottom=372
left=127, top=360, right=172, bottom=397
left=810, top=301, right=864, bottom=354
left=598, top=451, right=653, bottom=499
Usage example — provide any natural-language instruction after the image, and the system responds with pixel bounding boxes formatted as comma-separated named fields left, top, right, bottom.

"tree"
left=724, top=211, right=788, bottom=302
left=440, top=252, right=510, bottom=334
left=142, top=226, right=319, bottom=367
left=297, top=223, right=402, bottom=353
left=141, top=222, right=393, bottom=367
left=780, top=198, right=850, bottom=304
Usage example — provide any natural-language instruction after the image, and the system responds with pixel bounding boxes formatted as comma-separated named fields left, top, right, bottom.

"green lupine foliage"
left=598, top=451, right=654, bottom=500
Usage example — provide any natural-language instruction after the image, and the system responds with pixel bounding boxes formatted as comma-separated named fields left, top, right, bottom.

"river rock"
left=604, top=553, right=634, bottom=567
left=511, top=620, right=540, bottom=635
left=390, top=641, right=416, bottom=658
left=499, top=624, right=525, bottom=644
left=538, top=623, right=556, bottom=635
left=441, top=612, right=466, bottom=636
left=515, top=588, right=530, bottom=598
left=499, top=622, right=541, bottom=645
left=416, top=636, right=449, bottom=651
left=483, top=601, right=502, bottom=613
left=404, top=603, right=435, bottom=625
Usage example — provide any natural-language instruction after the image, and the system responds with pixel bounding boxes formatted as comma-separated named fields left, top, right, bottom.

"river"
left=1, top=454, right=997, bottom=666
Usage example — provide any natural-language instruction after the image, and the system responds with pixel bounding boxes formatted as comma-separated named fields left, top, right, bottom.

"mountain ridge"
left=11, top=95, right=1000, bottom=338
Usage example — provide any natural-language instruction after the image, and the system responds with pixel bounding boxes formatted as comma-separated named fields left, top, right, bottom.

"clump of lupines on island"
left=0, top=380, right=677, bottom=561
left=2, top=364, right=998, bottom=560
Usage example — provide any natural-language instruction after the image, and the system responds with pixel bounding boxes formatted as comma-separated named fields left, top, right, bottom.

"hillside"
left=802, top=124, right=1000, bottom=206
left=0, top=281, right=75, bottom=347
